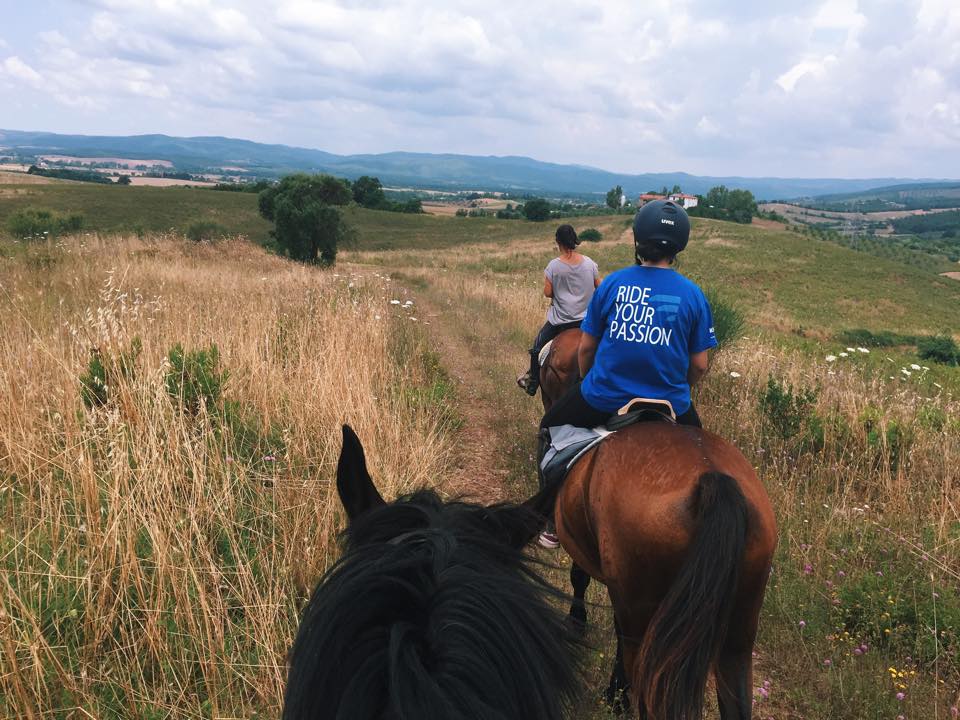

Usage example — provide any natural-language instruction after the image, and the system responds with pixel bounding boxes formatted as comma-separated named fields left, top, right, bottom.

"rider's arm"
left=543, top=277, right=554, bottom=298
left=688, top=350, right=710, bottom=386
left=578, top=333, right=598, bottom=378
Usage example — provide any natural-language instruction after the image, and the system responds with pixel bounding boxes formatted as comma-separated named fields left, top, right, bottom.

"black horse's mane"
left=284, top=488, right=583, bottom=720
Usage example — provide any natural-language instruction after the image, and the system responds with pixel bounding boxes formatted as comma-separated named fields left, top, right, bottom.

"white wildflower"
left=901, top=368, right=911, bottom=376
left=729, top=371, right=741, bottom=378
left=839, top=352, right=848, bottom=357
left=858, top=347, right=870, bottom=353
left=825, top=355, right=837, bottom=362
left=910, top=363, right=921, bottom=370
left=390, top=299, right=401, bottom=305
left=846, top=347, right=856, bottom=353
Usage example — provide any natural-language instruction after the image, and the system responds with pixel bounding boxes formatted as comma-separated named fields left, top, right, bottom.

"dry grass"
left=2, top=218, right=959, bottom=718
left=0, top=234, right=455, bottom=718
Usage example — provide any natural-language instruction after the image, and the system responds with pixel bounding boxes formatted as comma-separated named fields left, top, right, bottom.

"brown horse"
left=540, top=339, right=778, bottom=718
left=538, top=328, right=583, bottom=410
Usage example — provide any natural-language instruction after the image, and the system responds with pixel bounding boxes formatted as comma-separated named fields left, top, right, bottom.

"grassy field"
left=1, top=184, right=959, bottom=718
left=0, top=182, right=272, bottom=242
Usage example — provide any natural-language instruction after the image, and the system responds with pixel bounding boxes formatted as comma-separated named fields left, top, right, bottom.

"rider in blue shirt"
left=535, top=200, right=715, bottom=548
left=540, top=199, right=716, bottom=431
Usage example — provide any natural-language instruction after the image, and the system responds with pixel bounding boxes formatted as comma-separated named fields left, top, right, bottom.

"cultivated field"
left=761, top=202, right=958, bottom=224
left=1, top=194, right=959, bottom=718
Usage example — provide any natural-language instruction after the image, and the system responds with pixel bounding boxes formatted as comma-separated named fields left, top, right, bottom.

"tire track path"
left=417, top=287, right=526, bottom=504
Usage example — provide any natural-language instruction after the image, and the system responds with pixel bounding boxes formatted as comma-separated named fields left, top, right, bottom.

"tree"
left=693, top=185, right=756, bottom=224
left=258, top=174, right=353, bottom=264
left=352, top=175, right=386, bottom=208
left=116, top=174, right=131, bottom=185
left=705, top=185, right=729, bottom=209
left=670, top=184, right=682, bottom=194
left=726, top=189, right=757, bottom=224
left=522, top=198, right=551, bottom=221
left=606, top=185, right=623, bottom=210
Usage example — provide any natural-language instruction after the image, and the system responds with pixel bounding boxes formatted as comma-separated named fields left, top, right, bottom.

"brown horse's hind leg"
left=566, top=564, right=590, bottom=635
left=715, top=650, right=753, bottom=720
left=605, top=617, right=630, bottom=714
left=715, top=574, right=767, bottom=720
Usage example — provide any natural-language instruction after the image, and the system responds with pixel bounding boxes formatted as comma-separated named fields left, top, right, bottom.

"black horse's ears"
left=336, top=425, right=385, bottom=521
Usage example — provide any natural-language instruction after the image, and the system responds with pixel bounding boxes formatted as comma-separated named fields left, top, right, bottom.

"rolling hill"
left=2, top=129, right=955, bottom=201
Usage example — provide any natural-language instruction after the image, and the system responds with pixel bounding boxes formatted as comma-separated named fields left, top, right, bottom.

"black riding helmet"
left=633, top=200, right=690, bottom=262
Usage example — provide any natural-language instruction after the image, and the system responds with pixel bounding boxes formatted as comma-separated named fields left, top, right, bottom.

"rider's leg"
left=675, top=402, right=703, bottom=428
left=536, top=382, right=611, bottom=547
left=525, top=322, right=559, bottom=393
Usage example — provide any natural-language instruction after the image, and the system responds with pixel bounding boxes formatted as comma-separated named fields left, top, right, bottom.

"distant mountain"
left=1, top=129, right=954, bottom=201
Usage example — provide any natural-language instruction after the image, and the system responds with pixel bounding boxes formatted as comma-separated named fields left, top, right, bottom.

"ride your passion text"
left=608, top=285, right=674, bottom=347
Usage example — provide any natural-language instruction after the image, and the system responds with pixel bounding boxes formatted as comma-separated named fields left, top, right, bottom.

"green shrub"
left=579, top=228, right=602, bottom=242
left=79, top=338, right=142, bottom=409
left=184, top=221, right=229, bottom=242
left=6, top=207, right=84, bottom=239
left=165, top=344, right=227, bottom=413
left=704, top=288, right=746, bottom=351
left=917, top=335, right=959, bottom=365
left=759, top=377, right=818, bottom=441
left=835, top=328, right=918, bottom=347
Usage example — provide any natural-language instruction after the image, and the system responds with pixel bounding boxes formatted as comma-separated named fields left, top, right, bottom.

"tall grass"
left=2, top=216, right=959, bottom=718
left=0, top=234, right=454, bottom=717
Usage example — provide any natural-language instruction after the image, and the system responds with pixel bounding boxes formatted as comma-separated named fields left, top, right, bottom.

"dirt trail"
left=418, top=292, right=520, bottom=504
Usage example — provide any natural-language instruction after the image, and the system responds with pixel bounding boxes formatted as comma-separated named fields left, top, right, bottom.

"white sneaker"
left=538, top=531, right=560, bottom=549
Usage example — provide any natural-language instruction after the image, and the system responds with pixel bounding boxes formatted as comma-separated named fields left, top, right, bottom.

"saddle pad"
left=538, top=340, right=554, bottom=367
left=541, top=424, right=611, bottom=469
left=540, top=424, right=611, bottom=488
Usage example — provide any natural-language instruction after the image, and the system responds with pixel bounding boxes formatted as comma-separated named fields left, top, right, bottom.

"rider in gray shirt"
left=518, top=224, right=600, bottom=396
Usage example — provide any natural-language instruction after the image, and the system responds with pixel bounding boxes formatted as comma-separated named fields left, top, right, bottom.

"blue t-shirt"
left=580, top=265, right=717, bottom=414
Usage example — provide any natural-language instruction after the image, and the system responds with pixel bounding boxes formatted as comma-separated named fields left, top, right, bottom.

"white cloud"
left=776, top=55, right=838, bottom=93
left=1, top=56, right=44, bottom=88
left=0, top=0, right=958, bottom=177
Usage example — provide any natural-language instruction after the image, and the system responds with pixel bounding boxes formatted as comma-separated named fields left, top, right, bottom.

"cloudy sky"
left=1, top=0, right=958, bottom=178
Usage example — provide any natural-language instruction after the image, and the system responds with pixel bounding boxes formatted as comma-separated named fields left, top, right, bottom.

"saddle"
left=540, top=398, right=676, bottom=489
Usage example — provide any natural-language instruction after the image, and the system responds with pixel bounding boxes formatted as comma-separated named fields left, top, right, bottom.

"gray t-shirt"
left=545, top=255, right=599, bottom=325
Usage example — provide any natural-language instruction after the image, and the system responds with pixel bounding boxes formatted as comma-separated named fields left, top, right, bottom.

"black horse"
left=283, top=426, right=583, bottom=720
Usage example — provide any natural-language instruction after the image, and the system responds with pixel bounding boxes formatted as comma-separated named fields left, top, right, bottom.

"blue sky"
left=1, top=0, right=958, bottom=178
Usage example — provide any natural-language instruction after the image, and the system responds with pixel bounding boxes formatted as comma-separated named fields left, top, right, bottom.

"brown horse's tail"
left=637, top=471, right=748, bottom=720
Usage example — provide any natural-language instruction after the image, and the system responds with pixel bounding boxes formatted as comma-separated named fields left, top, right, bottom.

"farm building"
left=636, top=192, right=699, bottom=210
left=637, top=193, right=665, bottom=206
left=669, top=193, right=699, bottom=209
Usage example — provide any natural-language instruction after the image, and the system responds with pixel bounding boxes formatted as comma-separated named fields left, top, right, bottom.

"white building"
left=668, top=193, right=699, bottom=210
